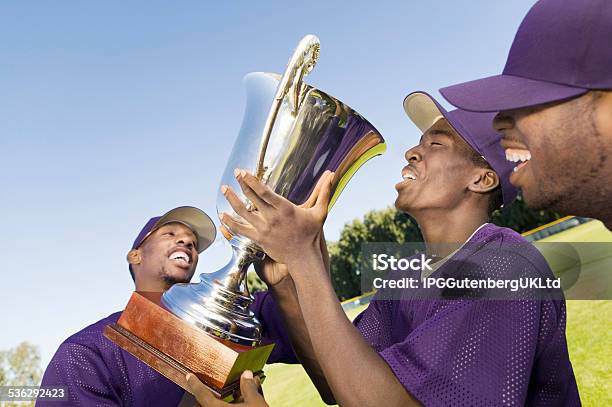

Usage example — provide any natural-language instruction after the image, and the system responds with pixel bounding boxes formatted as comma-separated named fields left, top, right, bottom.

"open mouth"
left=168, top=249, right=191, bottom=267
left=401, top=166, right=418, bottom=182
left=505, top=147, right=531, bottom=173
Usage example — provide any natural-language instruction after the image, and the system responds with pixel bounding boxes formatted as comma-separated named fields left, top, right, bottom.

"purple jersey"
left=38, top=291, right=296, bottom=406
left=354, top=224, right=580, bottom=406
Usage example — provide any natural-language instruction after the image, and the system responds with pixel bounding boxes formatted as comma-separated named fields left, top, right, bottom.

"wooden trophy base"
left=103, top=292, right=274, bottom=401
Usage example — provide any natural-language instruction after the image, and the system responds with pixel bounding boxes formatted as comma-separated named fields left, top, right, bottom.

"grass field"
left=564, top=300, right=611, bottom=406
left=262, top=221, right=612, bottom=406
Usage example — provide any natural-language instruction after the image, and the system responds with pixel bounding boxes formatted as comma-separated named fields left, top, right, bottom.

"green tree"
left=329, top=208, right=422, bottom=300
left=0, top=342, right=42, bottom=387
left=247, top=269, right=267, bottom=294
left=0, top=341, right=42, bottom=407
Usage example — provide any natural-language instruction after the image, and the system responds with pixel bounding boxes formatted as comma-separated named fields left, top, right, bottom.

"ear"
left=468, top=168, right=500, bottom=194
left=127, top=249, right=141, bottom=266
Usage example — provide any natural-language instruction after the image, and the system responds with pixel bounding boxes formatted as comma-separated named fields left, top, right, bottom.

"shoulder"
left=62, top=311, right=122, bottom=350
left=40, top=312, right=133, bottom=403
left=474, top=223, right=528, bottom=245
left=445, top=224, right=562, bottom=301
left=41, top=312, right=126, bottom=388
left=42, top=311, right=186, bottom=405
left=468, top=223, right=551, bottom=275
left=45, top=312, right=124, bottom=375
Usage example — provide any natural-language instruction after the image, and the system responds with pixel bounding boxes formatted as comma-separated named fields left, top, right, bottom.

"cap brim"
left=403, top=91, right=447, bottom=133
left=403, top=91, right=483, bottom=156
left=155, top=206, right=216, bottom=253
left=439, top=74, right=589, bottom=112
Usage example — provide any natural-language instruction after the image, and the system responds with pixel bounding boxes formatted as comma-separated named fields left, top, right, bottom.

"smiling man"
left=125, top=207, right=213, bottom=292
left=217, top=92, right=580, bottom=406
left=38, top=206, right=216, bottom=406
left=440, top=0, right=612, bottom=229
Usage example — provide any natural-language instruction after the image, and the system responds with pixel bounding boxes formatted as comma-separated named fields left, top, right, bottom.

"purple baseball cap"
left=439, top=0, right=612, bottom=112
left=403, top=91, right=518, bottom=207
left=131, top=206, right=216, bottom=253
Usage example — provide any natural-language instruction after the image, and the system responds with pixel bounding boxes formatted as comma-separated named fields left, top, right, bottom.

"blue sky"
left=0, top=1, right=536, bottom=366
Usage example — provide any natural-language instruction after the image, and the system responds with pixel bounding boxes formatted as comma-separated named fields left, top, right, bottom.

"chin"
left=164, top=270, right=195, bottom=285
left=394, top=198, right=413, bottom=214
left=521, top=183, right=563, bottom=212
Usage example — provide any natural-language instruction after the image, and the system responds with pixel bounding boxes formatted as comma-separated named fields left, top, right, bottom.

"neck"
left=412, top=204, right=489, bottom=258
left=134, top=276, right=171, bottom=292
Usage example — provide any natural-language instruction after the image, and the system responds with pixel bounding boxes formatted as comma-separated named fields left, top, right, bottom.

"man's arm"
left=266, top=274, right=336, bottom=404
left=255, top=234, right=336, bottom=404
left=286, top=248, right=420, bottom=407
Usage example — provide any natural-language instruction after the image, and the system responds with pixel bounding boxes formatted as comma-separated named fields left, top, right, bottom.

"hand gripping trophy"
left=105, top=35, right=386, bottom=400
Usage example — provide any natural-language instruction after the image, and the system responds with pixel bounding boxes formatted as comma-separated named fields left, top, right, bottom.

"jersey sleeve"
left=353, top=294, right=396, bottom=352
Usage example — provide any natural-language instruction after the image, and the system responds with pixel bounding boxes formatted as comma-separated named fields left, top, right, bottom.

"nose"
left=404, top=146, right=422, bottom=163
left=493, top=112, right=514, bottom=133
left=176, top=234, right=196, bottom=250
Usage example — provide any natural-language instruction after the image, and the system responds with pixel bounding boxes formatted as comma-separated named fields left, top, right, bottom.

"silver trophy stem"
left=161, top=243, right=264, bottom=346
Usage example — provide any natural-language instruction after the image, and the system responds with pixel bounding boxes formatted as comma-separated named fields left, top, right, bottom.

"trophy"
left=104, top=34, right=385, bottom=400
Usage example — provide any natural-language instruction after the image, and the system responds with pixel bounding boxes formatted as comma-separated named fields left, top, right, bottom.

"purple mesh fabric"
left=38, top=291, right=296, bottom=406
left=353, top=224, right=580, bottom=406
left=250, top=291, right=299, bottom=364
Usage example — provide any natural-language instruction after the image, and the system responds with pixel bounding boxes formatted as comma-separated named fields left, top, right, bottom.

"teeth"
left=505, top=148, right=531, bottom=163
left=169, top=251, right=189, bottom=263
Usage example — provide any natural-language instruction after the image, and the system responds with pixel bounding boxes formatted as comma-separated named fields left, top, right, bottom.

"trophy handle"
left=255, top=35, right=321, bottom=179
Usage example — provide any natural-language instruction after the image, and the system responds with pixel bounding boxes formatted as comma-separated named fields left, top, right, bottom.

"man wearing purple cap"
left=38, top=206, right=295, bottom=406
left=440, top=0, right=612, bottom=230
left=214, top=92, right=580, bottom=406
